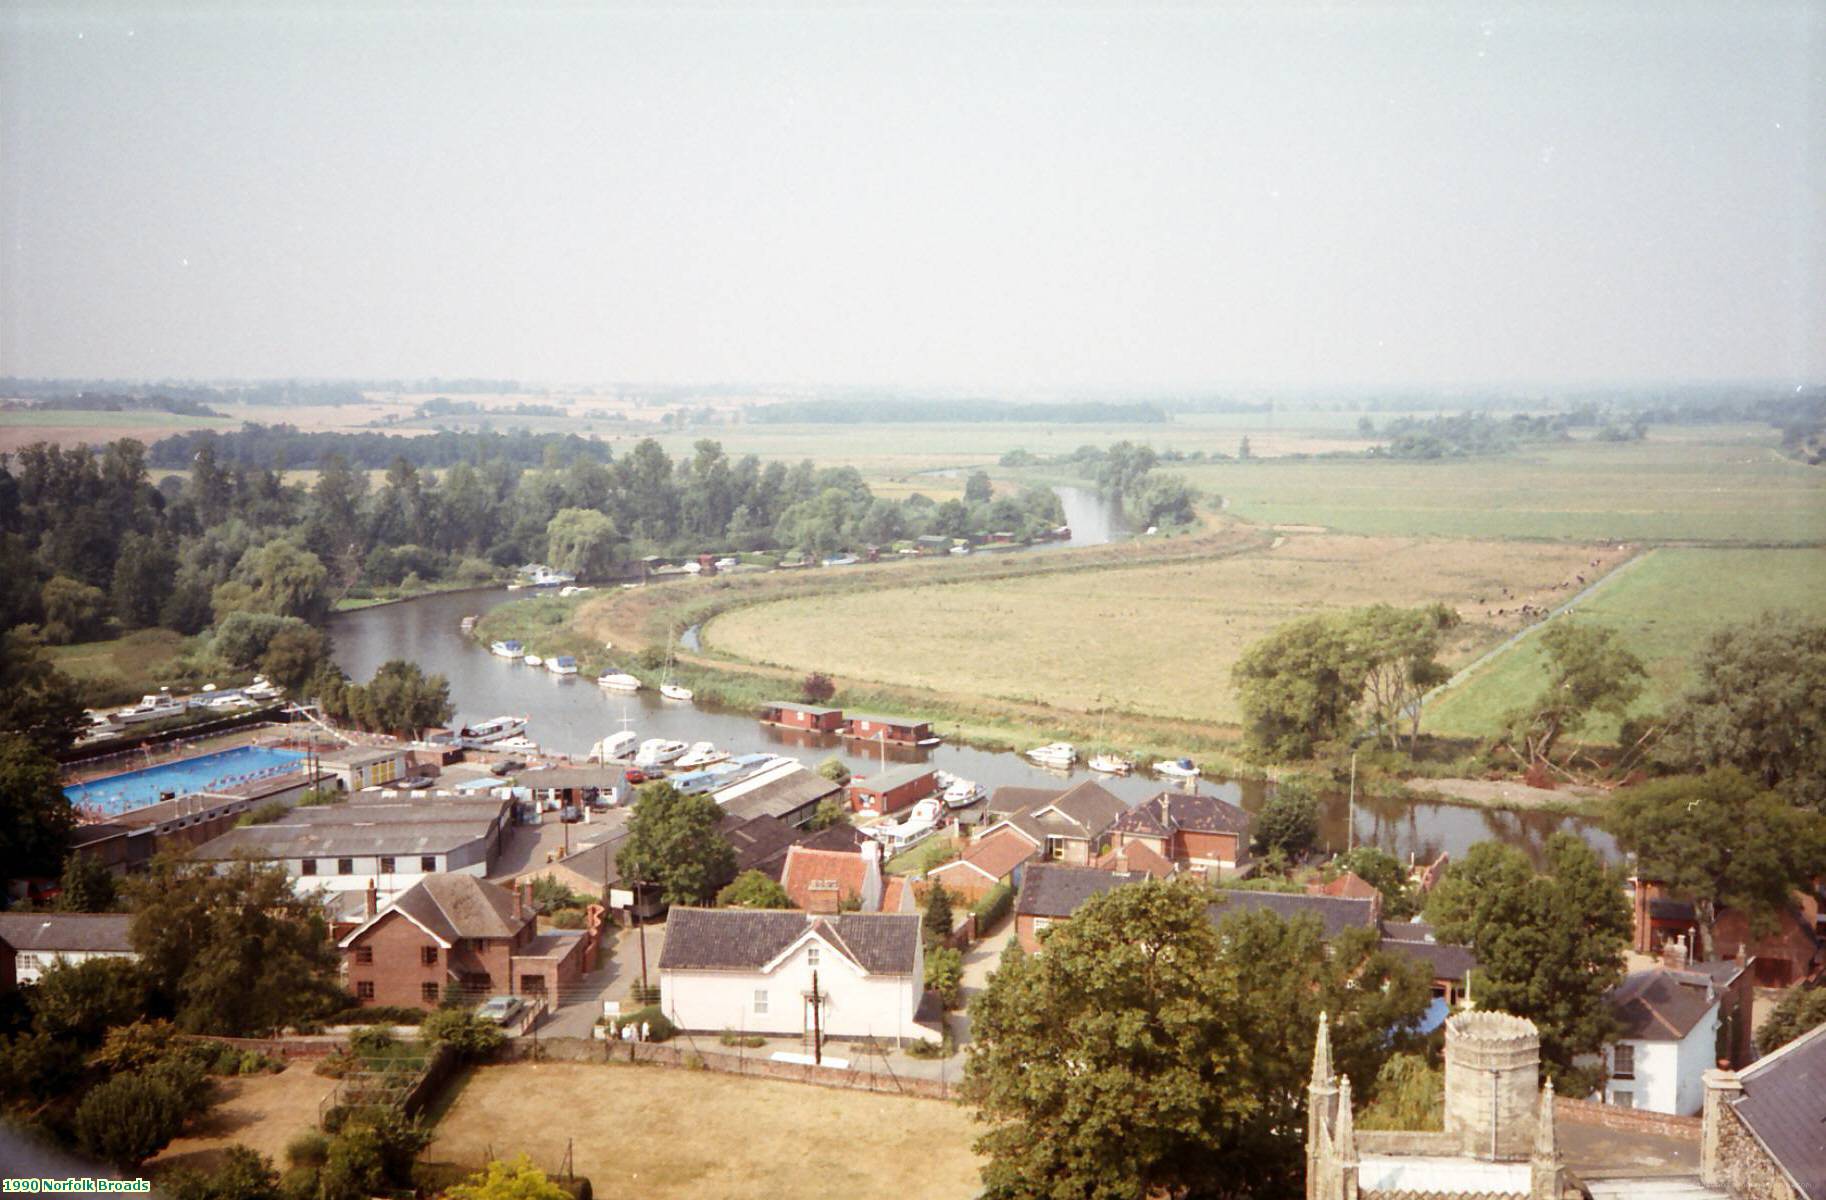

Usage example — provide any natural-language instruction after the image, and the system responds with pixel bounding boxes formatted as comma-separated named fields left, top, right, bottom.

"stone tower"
left=1306, top=1012, right=1339, bottom=1200
left=1444, top=1010, right=1542, bottom=1161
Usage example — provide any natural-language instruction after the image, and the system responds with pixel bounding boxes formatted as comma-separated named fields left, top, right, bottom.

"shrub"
left=684, top=1051, right=705, bottom=1070
left=613, top=1006, right=674, bottom=1042
left=801, top=671, right=836, bottom=703
left=286, top=1130, right=331, bottom=1170
left=421, top=1008, right=505, bottom=1062
left=719, top=1031, right=766, bottom=1048
left=925, top=945, right=963, bottom=1009
left=906, top=1033, right=955, bottom=1060
left=629, top=983, right=660, bottom=1006
left=162, top=1145, right=282, bottom=1200
left=73, top=1072, right=191, bottom=1168
left=348, top=1027, right=395, bottom=1059
left=971, top=882, right=1015, bottom=930
left=550, top=907, right=586, bottom=930
left=324, top=1004, right=425, bottom=1026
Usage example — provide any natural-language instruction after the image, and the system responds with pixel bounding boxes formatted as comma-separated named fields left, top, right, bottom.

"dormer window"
left=807, top=945, right=820, bottom=967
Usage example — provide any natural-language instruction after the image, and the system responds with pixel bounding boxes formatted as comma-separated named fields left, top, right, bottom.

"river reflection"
left=329, top=590, right=1611, bottom=866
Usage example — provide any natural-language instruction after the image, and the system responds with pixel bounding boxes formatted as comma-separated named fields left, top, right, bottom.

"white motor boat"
left=546, top=655, right=580, bottom=676
left=1088, top=754, right=1135, bottom=775
left=113, top=692, right=185, bottom=726
left=457, top=715, right=529, bottom=748
left=660, top=682, right=694, bottom=702
left=1154, top=757, right=1201, bottom=779
left=634, top=738, right=688, bottom=768
left=865, top=798, right=943, bottom=849
left=589, top=730, right=640, bottom=763
left=597, top=672, right=642, bottom=692
left=674, top=741, right=727, bottom=769
left=490, top=640, right=524, bottom=658
left=1025, top=742, right=1078, bottom=767
left=522, top=653, right=544, bottom=668
left=244, top=675, right=283, bottom=701
left=942, top=778, right=985, bottom=808
left=494, top=736, right=541, bottom=755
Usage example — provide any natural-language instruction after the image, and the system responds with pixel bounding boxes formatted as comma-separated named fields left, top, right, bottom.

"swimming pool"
left=64, top=745, right=308, bottom=817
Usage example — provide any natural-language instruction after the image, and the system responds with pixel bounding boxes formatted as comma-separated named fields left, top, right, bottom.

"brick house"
left=1633, top=879, right=1822, bottom=988
left=338, top=874, right=595, bottom=1009
left=846, top=765, right=939, bottom=816
left=1104, top=791, right=1252, bottom=877
left=926, top=828, right=1037, bottom=904
left=779, top=844, right=912, bottom=914
left=978, top=780, right=1127, bottom=866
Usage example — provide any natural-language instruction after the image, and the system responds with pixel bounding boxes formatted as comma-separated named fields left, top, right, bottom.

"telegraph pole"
left=810, top=970, right=823, bottom=1066
left=1347, top=750, right=1358, bottom=852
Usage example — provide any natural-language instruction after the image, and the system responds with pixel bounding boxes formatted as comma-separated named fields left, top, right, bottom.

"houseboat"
left=112, top=692, right=185, bottom=726
left=458, top=715, right=530, bottom=748
left=845, top=713, right=940, bottom=748
left=490, top=640, right=524, bottom=658
left=545, top=655, right=580, bottom=676
left=588, top=730, right=639, bottom=762
left=596, top=671, right=642, bottom=692
left=758, top=701, right=846, bottom=734
left=1025, top=742, right=1078, bottom=767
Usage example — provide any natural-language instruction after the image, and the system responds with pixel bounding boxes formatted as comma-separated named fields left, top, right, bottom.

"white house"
left=658, top=908, right=936, bottom=1046
left=1603, top=964, right=1731, bottom=1115
left=0, top=913, right=137, bottom=986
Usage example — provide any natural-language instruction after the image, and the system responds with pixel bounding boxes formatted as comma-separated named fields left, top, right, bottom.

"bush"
left=629, top=983, right=660, bottom=1006
left=971, top=882, right=1015, bottom=930
left=719, top=1031, right=766, bottom=1048
left=73, top=1071, right=191, bottom=1168
left=925, top=945, right=963, bottom=1009
left=286, top=1130, right=331, bottom=1170
left=612, top=1006, right=674, bottom=1042
left=550, top=907, right=586, bottom=929
left=420, top=1008, right=505, bottom=1062
left=906, top=1032, right=955, bottom=1060
left=324, top=1004, right=425, bottom=1026
left=348, top=1027, right=396, bottom=1059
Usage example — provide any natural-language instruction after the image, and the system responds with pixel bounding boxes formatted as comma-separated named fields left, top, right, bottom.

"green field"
left=1153, top=426, right=1826, bottom=544
left=1424, top=548, right=1826, bottom=739
left=46, top=628, right=210, bottom=706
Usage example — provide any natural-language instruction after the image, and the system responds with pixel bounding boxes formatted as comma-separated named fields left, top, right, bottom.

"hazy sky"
left=2, top=2, right=1821, bottom=390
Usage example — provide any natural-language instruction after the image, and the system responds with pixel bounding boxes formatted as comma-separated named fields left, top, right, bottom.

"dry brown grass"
left=427, top=1062, right=983, bottom=1200
left=150, top=1065, right=338, bottom=1176
left=704, top=534, right=1629, bottom=725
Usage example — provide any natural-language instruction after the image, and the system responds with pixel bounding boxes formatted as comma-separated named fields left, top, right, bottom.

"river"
left=327, top=484, right=1611, bottom=864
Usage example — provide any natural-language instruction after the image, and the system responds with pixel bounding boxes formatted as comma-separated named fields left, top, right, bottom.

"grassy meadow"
left=702, top=534, right=1625, bottom=726
left=1424, top=547, right=1826, bottom=740
left=1152, top=426, right=1826, bottom=544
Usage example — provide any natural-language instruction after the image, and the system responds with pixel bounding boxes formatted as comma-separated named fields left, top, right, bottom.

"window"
left=337, top=858, right=353, bottom=875
left=806, top=946, right=820, bottom=967
left=301, top=860, right=317, bottom=876
left=356, top=981, right=375, bottom=1000
left=17, top=954, right=38, bottom=971
left=421, top=946, right=438, bottom=966
left=379, top=857, right=395, bottom=874
left=355, top=946, right=373, bottom=965
left=753, top=990, right=769, bottom=1015
left=420, top=856, right=436, bottom=872
left=1613, top=1044, right=1635, bottom=1080
left=1612, top=1090, right=1635, bottom=1109
left=421, top=982, right=439, bottom=1004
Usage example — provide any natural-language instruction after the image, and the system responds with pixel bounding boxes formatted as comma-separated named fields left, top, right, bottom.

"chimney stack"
left=1662, top=933, right=1691, bottom=969
left=514, top=883, right=524, bottom=920
left=364, top=879, right=378, bottom=920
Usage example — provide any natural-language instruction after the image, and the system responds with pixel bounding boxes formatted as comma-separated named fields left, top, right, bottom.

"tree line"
left=747, top=397, right=1169, bottom=424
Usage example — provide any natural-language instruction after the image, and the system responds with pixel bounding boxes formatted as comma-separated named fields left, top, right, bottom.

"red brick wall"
left=344, top=912, right=521, bottom=1008
left=1178, top=830, right=1239, bottom=864
left=1556, top=1095, right=1701, bottom=1140
left=927, top=864, right=996, bottom=904
left=848, top=773, right=936, bottom=814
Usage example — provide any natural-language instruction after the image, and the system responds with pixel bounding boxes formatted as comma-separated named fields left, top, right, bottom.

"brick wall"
left=499, top=1036, right=954, bottom=1099
left=1555, top=1095, right=1702, bottom=1140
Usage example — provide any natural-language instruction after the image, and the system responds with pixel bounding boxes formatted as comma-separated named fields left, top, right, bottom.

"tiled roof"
left=1036, top=780, right=1127, bottom=834
left=1311, top=871, right=1381, bottom=902
left=1733, top=1019, right=1826, bottom=1200
left=780, top=846, right=870, bottom=909
left=1208, top=889, right=1378, bottom=939
left=1015, top=863, right=1149, bottom=918
left=718, top=814, right=800, bottom=875
left=1097, top=840, right=1176, bottom=878
left=795, top=824, right=872, bottom=854
left=659, top=908, right=920, bottom=975
left=1379, top=921, right=1478, bottom=982
left=1112, top=791, right=1252, bottom=838
left=349, top=874, right=529, bottom=946
left=1608, top=967, right=1719, bottom=1041
left=0, top=913, right=135, bottom=954
left=951, top=829, right=1038, bottom=881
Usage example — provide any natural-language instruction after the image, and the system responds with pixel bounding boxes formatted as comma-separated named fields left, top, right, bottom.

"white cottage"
left=1603, top=963, right=1739, bottom=1115
left=0, top=913, right=137, bottom=986
left=658, top=908, right=936, bottom=1045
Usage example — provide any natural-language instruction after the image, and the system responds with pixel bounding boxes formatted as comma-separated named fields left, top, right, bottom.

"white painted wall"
left=1607, top=1005, right=1717, bottom=1115
left=13, top=949, right=138, bottom=986
left=662, top=936, right=932, bottom=1043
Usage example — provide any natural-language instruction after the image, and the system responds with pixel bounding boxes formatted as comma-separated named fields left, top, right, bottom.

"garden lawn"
left=1425, top=547, right=1826, bottom=740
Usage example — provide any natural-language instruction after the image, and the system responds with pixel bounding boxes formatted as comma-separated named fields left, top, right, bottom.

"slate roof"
left=718, top=813, right=800, bottom=877
left=659, top=908, right=921, bottom=975
left=795, top=823, right=872, bottom=854
left=1732, top=1018, right=1826, bottom=1200
left=1207, top=889, right=1378, bottom=939
left=987, top=785, right=1063, bottom=816
left=1378, top=921, right=1478, bottom=983
left=1112, top=791, right=1252, bottom=839
left=1035, top=780, right=1128, bottom=834
left=340, top=875, right=529, bottom=948
left=1016, top=863, right=1149, bottom=917
left=0, top=913, right=135, bottom=954
left=1608, top=967, right=1720, bottom=1041
left=714, top=762, right=841, bottom=824
left=850, top=764, right=937, bottom=794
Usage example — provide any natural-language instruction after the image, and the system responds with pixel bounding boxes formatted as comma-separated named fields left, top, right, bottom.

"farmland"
left=1148, top=426, right=1826, bottom=544
left=702, top=534, right=1629, bottom=727
left=1425, top=547, right=1826, bottom=740
left=426, top=1062, right=982, bottom=1200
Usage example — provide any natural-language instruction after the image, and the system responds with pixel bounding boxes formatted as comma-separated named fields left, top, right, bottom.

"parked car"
left=623, top=767, right=647, bottom=785
left=476, top=995, right=526, bottom=1026
left=560, top=805, right=581, bottom=823
left=397, top=775, right=435, bottom=790
left=490, top=758, right=526, bottom=777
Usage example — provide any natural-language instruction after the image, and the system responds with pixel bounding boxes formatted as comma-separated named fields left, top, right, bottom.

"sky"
left=1, top=1, right=1822, bottom=391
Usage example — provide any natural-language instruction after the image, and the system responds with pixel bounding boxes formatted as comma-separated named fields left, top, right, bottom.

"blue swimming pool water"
left=64, top=746, right=308, bottom=816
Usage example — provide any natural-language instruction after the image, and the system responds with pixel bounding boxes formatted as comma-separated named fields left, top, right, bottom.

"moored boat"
left=523, top=653, right=544, bottom=667
left=597, top=672, right=642, bottom=692
left=490, top=640, right=524, bottom=658
left=546, top=655, right=579, bottom=676
left=457, top=715, right=530, bottom=748
left=941, top=778, right=985, bottom=808
left=1025, top=742, right=1078, bottom=767
left=1088, top=754, right=1134, bottom=775
left=494, top=735, right=541, bottom=755
left=589, top=730, right=640, bottom=762
left=1153, top=757, right=1201, bottom=779
left=113, top=692, right=185, bottom=726
left=660, top=683, right=694, bottom=702
left=674, top=741, right=727, bottom=769
left=634, top=738, right=688, bottom=768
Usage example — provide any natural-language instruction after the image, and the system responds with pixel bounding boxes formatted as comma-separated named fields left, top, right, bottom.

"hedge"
left=971, top=882, right=1015, bottom=930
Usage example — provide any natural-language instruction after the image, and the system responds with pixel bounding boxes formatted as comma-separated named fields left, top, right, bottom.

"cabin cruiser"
left=941, top=778, right=985, bottom=808
left=674, top=742, right=727, bottom=770
left=545, top=655, right=580, bottom=676
left=113, top=692, right=185, bottom=726
left=526, top=566, right=577, bottom=588
left=864, top=798, right=943, bottom=849
left=490, top=640, right=524, bottom=658
left=1025, top=742, right=1078, bottom=767
left=596, top=672, right=642, bottom=692
left=1088, top=754, right=1134, bottom=775
left=633, top=738, right=688, bottom=769
left=588, top=730, right=640, bottom=763
left=243, top=675, right=283, bottom=701
left=457, top=715, right=529, bottom=748
left=1153, top=758, right=1201, bottom=779
left=493, top=735, right=541, bottom=755
left=522, top=653, right=544, bottom=668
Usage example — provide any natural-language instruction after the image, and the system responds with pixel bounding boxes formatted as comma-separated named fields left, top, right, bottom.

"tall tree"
left=0, top=732, right=75, bottom=886
left=616, top=783, right=736, bottom=906
left=126, top=855, right=342, bottom=1035
left=1233, top=615, right=1368, bottom=760
left=1661, top=614, right=1826, bottom=812
left=1498, top=621, right=1645, bottom=770
left=1426, top=834, right=1630, bottom=1089
left=1250, top=780, right=1323, bottom=864
left=1350, top=604, right=1459, bottom=749
left=0, top=631, right=86, bottom=753
left=1756, top=987, right=1826, bottom=1053
left=1606, top=769, right=1826, bottom=961
left=57, top=850, right=119, bottom=912
left=544, top=507, right=624, bottom=579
